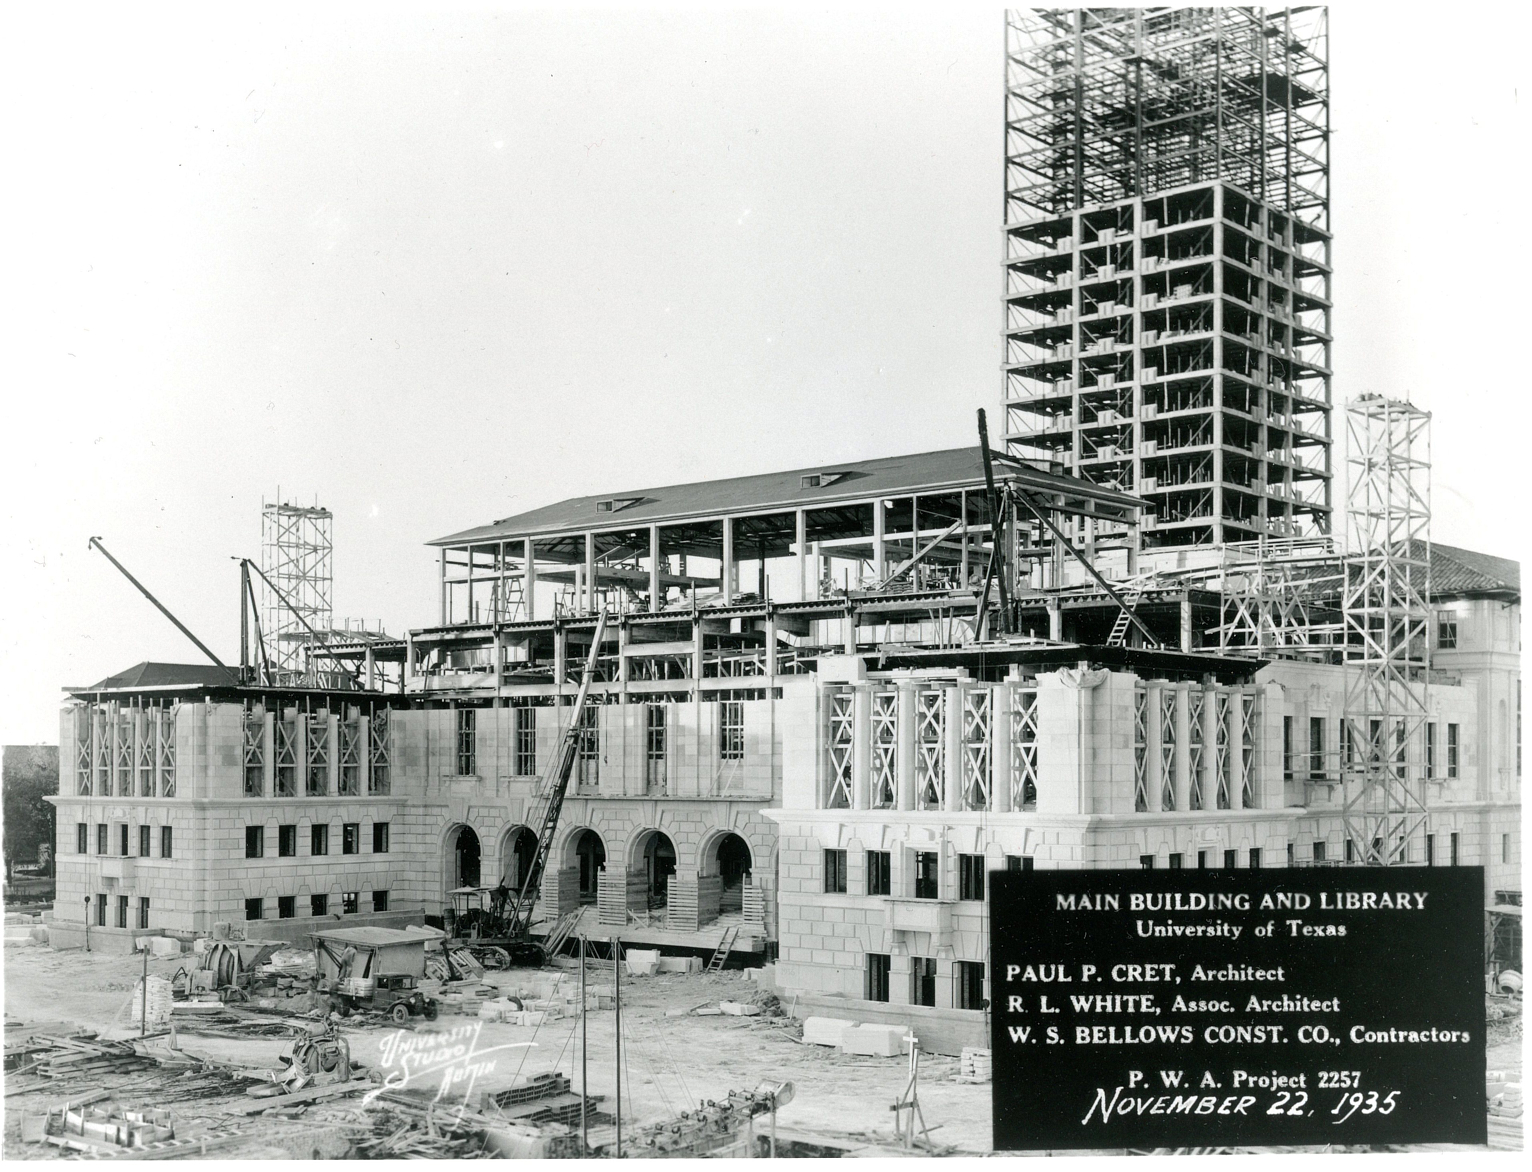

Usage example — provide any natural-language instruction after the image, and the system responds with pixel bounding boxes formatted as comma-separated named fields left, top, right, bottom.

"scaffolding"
left=261, top=499, right=334, bottom=679
left=1004, top=7, right=1330, bottom=226
left=1339, top=396, right=1432, bottom=866
left=1206, top=536, right=1342, bottom=659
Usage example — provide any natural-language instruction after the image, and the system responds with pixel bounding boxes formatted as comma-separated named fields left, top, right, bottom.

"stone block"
left=802, top=1016, right=857, bottom=1046
left=842, top=1023, right=905, bottom=1057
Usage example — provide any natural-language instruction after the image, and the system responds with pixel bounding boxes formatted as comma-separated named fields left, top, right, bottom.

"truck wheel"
left=423, top=1000, right=439, bottom=1021
left=391, top=1003, right=410, bottom=1025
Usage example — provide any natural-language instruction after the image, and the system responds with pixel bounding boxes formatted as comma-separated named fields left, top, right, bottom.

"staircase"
left=1106, top=584, right=1146, bottom=648
left=706, top=925, right=740, bottom=974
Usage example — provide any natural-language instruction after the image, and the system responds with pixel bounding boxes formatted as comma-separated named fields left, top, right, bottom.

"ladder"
left=706, top=925, right=740, bottom=974
left=1106, top=583, right=1146, bottom=648
left=540, top=909, right=584, bottom=961
left=502, top=612, right=609, bottom=943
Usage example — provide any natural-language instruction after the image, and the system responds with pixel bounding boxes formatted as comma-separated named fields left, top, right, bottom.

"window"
left=1503, top=834, right=1510, bottom=865
left=342, top=823, right=360, bottom=855
left=1005, top=855, right=1034, bottom=872
left=138, top=825, right=150, bottom=857
left=645, top=704, right=667, bottom=792
left=245, top=898, right=263, bottom=921
left=1450, top=832, right=1459, bottom=866
left=373, top=822, right=390, bottom=853
left=115, top=895, right=128, bottom=929
left=1309, top=718, right=1325, bottom=781
left=1447, top=724, right=1459, bottom=778
left=719, top=701, right=745, bottom=761
left=1168, top=853, right=1184, bottom=869
left=823, top=849, right=848, bottom=894
left=161, top=825, right=173, bottom=859
left=311, top=824, right=329, bottom=856
left=515, top=706, right=537, bottom=776
left=278, top=825, right=297, bottom=857
left=306, top=710, right=330, bottom=796
left=865, top=850, right=891, bottom=896
left=1426, top=723, right=1437, bottom=779
left=1249, top=847, right=1262, bottom=869
left=1197, top=850, right=1208, bottom=869
left=137, top=898, right=150, bottom=930
left=1283, top=715, right=1294, bottom=780
left=1345, top=838, right=1355, bottom=863
left=456, top=707, right=477, bottom=776
left=76, top=823, right=88, bottom=854
left=119, top=823, right=129, bottom=856
left=95, top=893, right=106, bottom=926
left=1437, top=613, right=1457, bottom=650
left=956, top=960, right=986, bottom=1011
left=373, top=890, right=390, bottom=912
left=866, top=953, right=891, bottom=1002
left=245, top=825, right=265, bottom=858
left=1313, top=840, right=1327, bottom=864
left=1139, top=854, right=1155, bottom=870
left=278, top=895, right=296, bottom=919
left=576, top=703, right=599, bottom=787
left=1425, top=834, right=1434, bottom=866
left=311, top=893, right=329, bottom=917
left=1223, top=849, right=1238, bottom=869
left=959, top=855, right=987, bottom=900
left=914, top=851, right=939, bottom=900
left=342, top=891, right=359, bottom=914
left=911, top=957, right=937, bottom=1007
left=1286, top=843, right=1294, bottom=867
left=97, top=823, right=107, bottom=854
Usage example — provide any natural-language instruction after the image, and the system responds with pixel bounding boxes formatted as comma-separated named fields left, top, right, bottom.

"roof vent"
left=596, top=497, right=642, bottom=514
left=800, top=472, right=848, bottom=490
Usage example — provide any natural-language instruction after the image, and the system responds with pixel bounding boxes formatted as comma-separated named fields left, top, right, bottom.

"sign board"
left=990, top=868, right=1486, bottom=1150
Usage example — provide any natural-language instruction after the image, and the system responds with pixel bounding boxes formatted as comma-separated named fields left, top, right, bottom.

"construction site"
left=5, top=5, right=1522, bottom=1160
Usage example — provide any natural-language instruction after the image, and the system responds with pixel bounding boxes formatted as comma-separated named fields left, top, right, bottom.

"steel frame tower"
left=260, top=500, right=334, bottom=677
left=1340, top=396, right=1432, bottom=866
left=1003, top=7, right=1332, bottom=550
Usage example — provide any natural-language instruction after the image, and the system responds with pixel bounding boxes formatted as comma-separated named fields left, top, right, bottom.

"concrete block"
left=842, top=1024, right=905, bottom=1057
left=719, top=1000, right=760, bottom=1016
left=802, top=1016, right=857, bottom=1046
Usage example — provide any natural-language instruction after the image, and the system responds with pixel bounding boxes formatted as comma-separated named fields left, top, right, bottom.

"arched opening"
left=569, top=829, right=606, bottom=905
left=448, top=825, right=481, bottom=890
left=500, top=825, right=537, bottom=893
left=631, top=830, right=677, bottom=911
left=713, top=833, right=752, bottom=913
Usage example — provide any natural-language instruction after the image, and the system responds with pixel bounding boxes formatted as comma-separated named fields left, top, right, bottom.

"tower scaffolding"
left=261, top=498, right=334, bottom=681
left=1339, top=395, right=1432, bottom=866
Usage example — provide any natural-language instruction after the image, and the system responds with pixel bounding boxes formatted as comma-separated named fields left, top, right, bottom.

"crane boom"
left=502, top=611, right=609, bottom=942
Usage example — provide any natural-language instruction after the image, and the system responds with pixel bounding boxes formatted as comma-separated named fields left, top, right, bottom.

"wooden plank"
left=228, top=1081, right=367, bottom=1115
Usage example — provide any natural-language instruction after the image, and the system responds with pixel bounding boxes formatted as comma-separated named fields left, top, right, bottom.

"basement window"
left=956, top=960, right=986, bottom=1011
left=311, top=893, right=329, bottom=917
left=373, top=890, right=390, bottom=912
left=278, top=896, right=296, bottom=919
left=342, top=891, right=360, bottom=915
left=245, top=898, right=263, bottom=922
left=866, top=953, right=891, bottom=1003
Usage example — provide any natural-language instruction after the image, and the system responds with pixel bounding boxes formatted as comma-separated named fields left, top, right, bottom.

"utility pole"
left=580, top=935, right=588, bottom=1154
left=614, top=936, right=622, bottom=1159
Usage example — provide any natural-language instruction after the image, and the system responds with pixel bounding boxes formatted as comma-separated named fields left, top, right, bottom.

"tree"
left=3, top=745, right=59, bottom=880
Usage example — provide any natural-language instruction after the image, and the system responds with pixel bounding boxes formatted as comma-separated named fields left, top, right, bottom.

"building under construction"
left=1003, top=6, right=1332, bottom=551
left=44, top=7, right=1519, bottom=1053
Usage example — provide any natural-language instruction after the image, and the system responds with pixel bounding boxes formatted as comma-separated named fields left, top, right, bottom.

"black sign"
left=990, top=868, right=1485, bottom=1150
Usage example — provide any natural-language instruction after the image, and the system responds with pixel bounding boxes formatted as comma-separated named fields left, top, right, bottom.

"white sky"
left=3, top=1, right=1528, bottom=744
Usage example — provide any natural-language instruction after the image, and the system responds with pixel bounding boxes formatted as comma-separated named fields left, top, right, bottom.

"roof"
left=429, top=446, right=1141, bottom=547
left=1429, top=543, right=1520, bottom=600
left=82, top=662, right=240, bottom=691
left=308, top=927, right=429, bottom=949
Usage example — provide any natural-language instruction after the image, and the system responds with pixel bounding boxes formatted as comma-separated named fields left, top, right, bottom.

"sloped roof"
left=83, top=662, right=240, bottom=691
left=430, top=446, right=1141, bottom=546
left=1430, top=543, right=1520, bottom=600
left=309, top=927, right=429, bottom=948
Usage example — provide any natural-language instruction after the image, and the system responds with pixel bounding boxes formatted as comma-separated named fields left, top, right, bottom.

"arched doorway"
left=568, top=829, right=606, bottom=905
left=712, top=833, right=752, bottom=913
left=448, top=825, right=481, bottom=890
left=500, top=826, right=537, bottom=893
left=631, top=830, right=677, bottom=911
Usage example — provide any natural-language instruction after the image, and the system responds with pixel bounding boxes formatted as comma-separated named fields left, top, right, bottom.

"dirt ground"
left=2, top=946, right=991, bottom=1156
left=3, top=944, right=1522, bottom=1158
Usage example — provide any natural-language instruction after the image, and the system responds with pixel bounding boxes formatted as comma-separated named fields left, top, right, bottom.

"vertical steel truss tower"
left=1003, top=8, right=1333, bottom=549
left=1340, top=396, right=1432, bottom=866
left=261, top=500, right=334, bottom=677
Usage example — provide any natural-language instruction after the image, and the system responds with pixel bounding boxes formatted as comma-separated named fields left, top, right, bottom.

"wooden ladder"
left=1106, top=584, right=1146, bottom=648
left=706, top=925, right=739, bottom=974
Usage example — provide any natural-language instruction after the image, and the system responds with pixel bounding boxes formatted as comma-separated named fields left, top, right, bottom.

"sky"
left=3, top=1, right=1528, bottom=745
